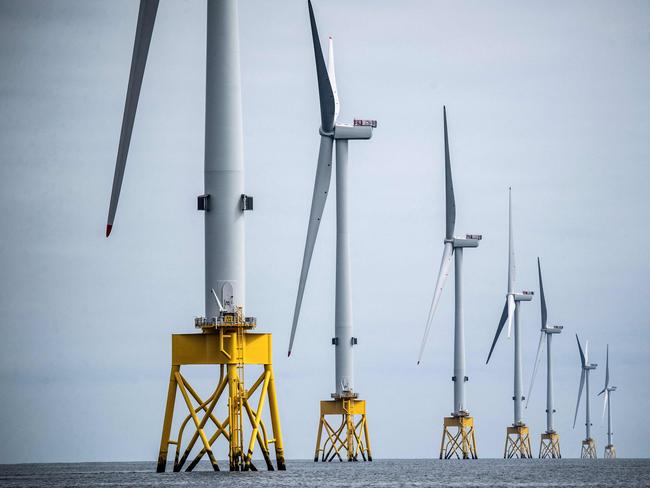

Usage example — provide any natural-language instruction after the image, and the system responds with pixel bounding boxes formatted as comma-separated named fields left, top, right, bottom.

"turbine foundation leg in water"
left=538, top=431, right=561, bottom=458
left=313, top=397, right=372, bottom=462
left=581, top=438, right=597, bottom=459
left=156, top=312, right=286, bottom=472
left=439, top=414, right=477, bottom=459
left=504, top=425, right=533, bottom=459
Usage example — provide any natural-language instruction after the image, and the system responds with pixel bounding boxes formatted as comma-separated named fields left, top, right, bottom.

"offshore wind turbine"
left=288, top=0, right=376, bottom=462
left=573, top=334, right=598, bottom=459
left=417, top=107, right=481, bottom=460
left=105, top=0, right=285, bottom=472
left=525, top=258, right=563, bottom=458
left=599, top=345, right=617, bottom=458
left=486, top=189, right=534, bottom=459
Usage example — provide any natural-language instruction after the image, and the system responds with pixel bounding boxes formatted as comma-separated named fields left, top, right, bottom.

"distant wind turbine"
left=574, top=334, right=598, bottom=459
left=288, top=0, right=376, bottom=463
left=599, top=345, right=617, bottom=458
left=486, top=189, right=534, bottom=459
left=418, top=107, right=481, bottom=459
left=525, top=258, right=563, bottom=458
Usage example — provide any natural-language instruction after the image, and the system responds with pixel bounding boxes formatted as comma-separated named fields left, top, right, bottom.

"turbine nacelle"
left=543, top=324, right=563, bottom=334
left=445, top=235, right=482, bottom=248
left=333, top=123, right=374, bottom=140
left=513, top=290, right=534, bottom=302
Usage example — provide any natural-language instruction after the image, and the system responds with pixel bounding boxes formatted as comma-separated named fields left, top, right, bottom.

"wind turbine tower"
left=573, top=335, right=598, bottom=459
left=418, top=107, right=481, bottom=459
left=486, top=189, right=534, bottom=459
left=105, top=0, right=285, bottom=471
left=287, top=0, right=376, bottom=462
left=599, top=345, right=617, bottom=458
left=525, top=258, right=563, bottom=458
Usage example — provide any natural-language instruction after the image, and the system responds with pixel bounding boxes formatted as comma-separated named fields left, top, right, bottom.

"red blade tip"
left=105, top=224, right=112, bottom=237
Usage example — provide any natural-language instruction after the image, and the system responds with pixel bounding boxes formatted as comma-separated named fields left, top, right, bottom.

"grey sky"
left=1, top=0, right=649, bottom=462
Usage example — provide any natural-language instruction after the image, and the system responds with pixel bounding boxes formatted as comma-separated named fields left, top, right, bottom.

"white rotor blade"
left=417, top=242, right=454, bottom=364
left=106, top=0, right=159, bottom=237
left=604, top=344, right=610, bottom=389
left=602, top=389, right=608, bottom=422
left=525, top=331, right=545, bottom=408
left=573, top=369, right=586, bottom=428
left=288, top=135, right=334, bottom=356
left=507, top=188, right=515, bottom=293
left=506, top=294, right=515, bottom=338
left=327, top=37, right=340, bottom=125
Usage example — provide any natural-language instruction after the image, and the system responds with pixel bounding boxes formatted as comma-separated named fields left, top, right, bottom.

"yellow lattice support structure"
left=539, top=432, right=561, bottom=459
left=156, top=309, right=285, bottom=472
left=314, top=398, right=372, bottom=462
left=439, top=416, right=477, bottom=459
left=581, top=438, right=597, bottom=459
left=504, top=425, right=532, bottom=459
left=604, top=444, right=616, bottom=459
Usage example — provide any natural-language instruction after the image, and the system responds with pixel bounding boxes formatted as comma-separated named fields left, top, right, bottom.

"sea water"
left=1, top=459, right=648, bottom=487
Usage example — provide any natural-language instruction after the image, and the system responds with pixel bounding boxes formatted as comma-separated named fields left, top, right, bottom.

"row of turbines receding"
left=418, top=127, right=617, bottom=459
left=286, top=1, right=619, bottom=461
left=105, top=0, right=618, bottom=470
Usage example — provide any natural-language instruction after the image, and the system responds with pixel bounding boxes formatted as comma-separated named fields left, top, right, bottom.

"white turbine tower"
left=105, top=0, right=286, bottom=472
left=599, top=345, right=617, bottom=458
left=486, top=188, right=534, bottom=459
left=418, top=107, right=480, bottom=459
left=574, top=334, right=598, bottom=459
left=525, top=258, right=563, bottom=458
left=288, top=0, right=376, bottom=462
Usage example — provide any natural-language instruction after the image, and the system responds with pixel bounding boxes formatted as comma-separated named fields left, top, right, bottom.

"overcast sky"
left=1, top=0, right=649, bottom=463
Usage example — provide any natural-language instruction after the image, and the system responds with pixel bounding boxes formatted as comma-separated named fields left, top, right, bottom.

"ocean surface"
left=1, top=459, right=648, bottom=487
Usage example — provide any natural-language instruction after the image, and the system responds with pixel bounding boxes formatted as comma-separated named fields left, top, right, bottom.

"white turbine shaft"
left=546, top=333, right=554, bottom=432
left=205, top=0, right=245, bottom=318
left=453, top=247, right=465, bottom=414
left=607, top=391, right=613, bottom=446
left=334, top=139, right=354, bottom=396
left=585, top=369, right=592, bottom=439
left=513, top=305, right=523, bottom=425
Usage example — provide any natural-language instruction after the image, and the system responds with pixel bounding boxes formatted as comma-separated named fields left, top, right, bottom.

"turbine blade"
left=443, top=106, right=455, bottom=240
left=602, top=389, right=608, bottom=422
left=605, top=344, right=610, bottom=389
left=576, top=334, right=586, bottom=367
left=573, top=369, right=586, bottom=428
left=506, top=294, right=515, bottom=338
left=486, top=300, right=508, bottom=364
left=326, top=37, right=340, bottom=126
left=537, top=257, right=547, bottom=329
left=307, top=0, right=336, bottom=133
left=507, top=188, right=515, bottom=292
left=288, top=135, right=334, bottom=355
left=417, top=242, right=454, bottom=363
left=526, top=331, right=545, bottom=408
left=106, top=0, right=159, bottom=237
